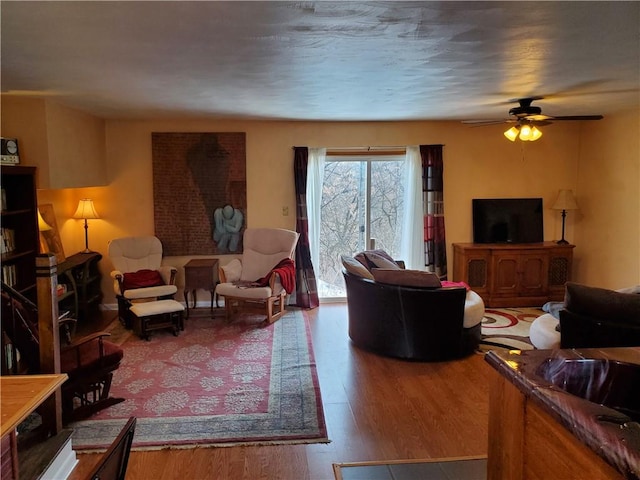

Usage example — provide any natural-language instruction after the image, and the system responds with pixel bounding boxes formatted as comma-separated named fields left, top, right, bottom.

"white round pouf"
left=463, top=290, right=485, bottom=328
left=529, top=313, right=561, bottom=349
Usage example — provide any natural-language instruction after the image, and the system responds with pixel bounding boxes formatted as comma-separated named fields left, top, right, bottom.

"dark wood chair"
left=1, top=282, right=125, bottom=423
left=85, top=417, right=136, bottom=480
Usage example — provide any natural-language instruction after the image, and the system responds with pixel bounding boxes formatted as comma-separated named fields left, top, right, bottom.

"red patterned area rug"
left=479, top=307, right=543, bottom=352
left=70, top=308, right=328, bottom=451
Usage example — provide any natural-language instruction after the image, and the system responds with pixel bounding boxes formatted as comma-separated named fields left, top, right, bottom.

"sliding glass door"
left=318, top=155, right=405, bottom=299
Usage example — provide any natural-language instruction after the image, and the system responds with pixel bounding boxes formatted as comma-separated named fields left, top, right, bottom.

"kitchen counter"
left=485, top=347, right=640, bottom=479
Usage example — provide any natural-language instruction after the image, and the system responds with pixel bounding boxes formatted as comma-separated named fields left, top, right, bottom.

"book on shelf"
left=1, top=188, right=6, bottom=211
left=1, top=264, right=16, bottom=287
left=0, top=228, right=15, bottom=254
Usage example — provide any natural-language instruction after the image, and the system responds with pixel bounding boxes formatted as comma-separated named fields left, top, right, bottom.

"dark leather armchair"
left=559, top=282, right=640, bottom=348
left=343, top=271, right=480, bottom=361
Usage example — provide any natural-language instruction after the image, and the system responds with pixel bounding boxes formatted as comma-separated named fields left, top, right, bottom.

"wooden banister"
left=35, top=254, right=63, bottom=435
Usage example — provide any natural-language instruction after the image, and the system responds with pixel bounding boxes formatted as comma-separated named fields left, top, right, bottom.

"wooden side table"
left=183, top=258, right=219, bottom=318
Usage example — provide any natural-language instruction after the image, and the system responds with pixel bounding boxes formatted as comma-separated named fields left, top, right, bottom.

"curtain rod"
left=293, top=145, right=405, bottom=151
left=292, top=145, right=445, bottom=150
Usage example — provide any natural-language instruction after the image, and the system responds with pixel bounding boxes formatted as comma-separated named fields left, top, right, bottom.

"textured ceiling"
left=1, top=1, right=639, bottom=121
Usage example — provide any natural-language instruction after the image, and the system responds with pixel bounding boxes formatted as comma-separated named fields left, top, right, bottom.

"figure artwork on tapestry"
left=213, top=204, right=244, bottom=253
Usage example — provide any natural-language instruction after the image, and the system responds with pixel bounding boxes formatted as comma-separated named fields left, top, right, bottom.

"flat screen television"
left=472, top=198, right=544, bottom=244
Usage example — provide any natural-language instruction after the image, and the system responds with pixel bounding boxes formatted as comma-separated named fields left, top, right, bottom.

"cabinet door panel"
left=493, top=255, right=519, bottom=293
left=519, top=254, right=548, bottom=294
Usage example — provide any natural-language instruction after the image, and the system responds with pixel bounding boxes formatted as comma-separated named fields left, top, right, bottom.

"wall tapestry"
left=152, top=132, right=246, bottom=255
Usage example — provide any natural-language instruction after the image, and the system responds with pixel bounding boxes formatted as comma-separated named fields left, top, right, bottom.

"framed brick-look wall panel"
left=152, top=132, right=246, bottom=255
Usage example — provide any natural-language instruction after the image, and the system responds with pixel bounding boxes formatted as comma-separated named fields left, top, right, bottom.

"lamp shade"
left=552, top=190, right=579, bottom=211
left=73, top=199, right=100, bottom=219
left=37, top=209, right=52, bottom=231
left=504, top=126, right=519, bottom=141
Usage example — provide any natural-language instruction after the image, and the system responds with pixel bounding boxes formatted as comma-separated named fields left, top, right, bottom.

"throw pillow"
left=354, top=249, right=397, bottom=270
left=221, top=258, right=242, bottom=282
left=371, top=268, right=442, bottom=288
left=121, top=269, right=165, bottom=291
left=341, top=255, right=374, bottom=280
left=364, top=251, right=401, bottom=270
left=565, top=282, right=640, bottom=323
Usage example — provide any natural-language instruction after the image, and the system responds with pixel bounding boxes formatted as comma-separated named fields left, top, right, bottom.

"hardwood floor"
left=68, top=304, right=493, bottom=480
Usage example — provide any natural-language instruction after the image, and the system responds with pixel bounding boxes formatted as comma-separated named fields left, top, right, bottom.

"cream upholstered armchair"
left=215, top=228, right=299, bottom=324
left=108, top=236, right=178, bottom=327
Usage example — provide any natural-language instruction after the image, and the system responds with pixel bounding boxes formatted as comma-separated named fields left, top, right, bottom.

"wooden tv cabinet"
left=452, top=242, right=574, bottom=307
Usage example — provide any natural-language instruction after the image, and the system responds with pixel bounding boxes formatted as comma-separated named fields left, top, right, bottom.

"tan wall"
left=1, top=95, right=107, bottom=188
left=8, top=111, right=637, bottom=307
left=575, top=109, right=640, bottom=289
left=45, top=101, right=107, bottom=188
left=1, top=96, right=51, bottom=187
left=40, top=118, right=584, bottom=307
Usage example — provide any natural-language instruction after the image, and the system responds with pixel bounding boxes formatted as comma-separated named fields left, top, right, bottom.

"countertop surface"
left=485, top=347, right=640, bottom=479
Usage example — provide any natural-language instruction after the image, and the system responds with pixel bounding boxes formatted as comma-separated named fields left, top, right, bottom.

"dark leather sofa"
left=559, top=282, right=640, bottom=348
left=343, top=271, right=481, bottom=361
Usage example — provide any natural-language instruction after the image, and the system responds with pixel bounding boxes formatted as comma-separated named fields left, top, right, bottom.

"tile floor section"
left=334, top=458, right=487, bottom=480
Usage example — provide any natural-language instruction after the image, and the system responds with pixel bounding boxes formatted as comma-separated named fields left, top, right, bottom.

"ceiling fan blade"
left=547, top=115, right=604, bottom=121
left=524, top=114, right=554, bottom=122
left=461, top=119, right=510, bottom=125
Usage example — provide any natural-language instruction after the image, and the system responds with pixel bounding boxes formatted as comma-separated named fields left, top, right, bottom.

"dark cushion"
left=564, top=282, right=640, bottom=324
left=372, top=268, right=442, bottom=288
left=122, top=269, right=165, bottom=291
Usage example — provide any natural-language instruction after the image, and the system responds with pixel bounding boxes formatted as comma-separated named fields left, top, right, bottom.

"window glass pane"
left=318, top=161, right=365, bottom=297
left=369, top=160, right=404, bottom=259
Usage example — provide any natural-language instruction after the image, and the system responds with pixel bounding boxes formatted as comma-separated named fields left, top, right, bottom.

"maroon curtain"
left=293, top=147, right=320, bottom=308
left=420, top=145, right=447, bottom=280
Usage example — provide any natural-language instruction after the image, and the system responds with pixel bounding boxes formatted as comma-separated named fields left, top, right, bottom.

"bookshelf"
left=0, top=166, right=39, bottom=299
left=57, top=252, right=103, bottom=322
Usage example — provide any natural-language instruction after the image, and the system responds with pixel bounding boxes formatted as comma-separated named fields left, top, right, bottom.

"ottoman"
left=462, top=289, right=485, bottom=353
left=129, top=299, right=185, bottom=340
left=529, top=313, right=561, bottom=349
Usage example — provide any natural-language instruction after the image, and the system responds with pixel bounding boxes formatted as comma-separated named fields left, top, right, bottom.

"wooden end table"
left=183, top=258, right=219, bottom=318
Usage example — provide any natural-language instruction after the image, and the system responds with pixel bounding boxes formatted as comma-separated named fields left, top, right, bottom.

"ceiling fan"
left=462, top=97, right=604, bottom=141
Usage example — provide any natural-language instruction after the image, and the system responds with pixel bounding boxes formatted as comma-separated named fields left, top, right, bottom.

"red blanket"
left=441, top=280, right=470, bottom=291
left=256, top=258, right=296, bottom=294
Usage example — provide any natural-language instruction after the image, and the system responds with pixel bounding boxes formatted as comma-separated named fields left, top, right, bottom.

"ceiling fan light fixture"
left=516, top=124, right=542, bottom=142
left=519, top=124, right=532, bottom=140
left=529, top=126, right=542, bottom=141
left=504, top=126, right=519, bottom=141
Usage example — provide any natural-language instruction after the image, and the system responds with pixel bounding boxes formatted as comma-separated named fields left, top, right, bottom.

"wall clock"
left=1, top=138, right=20, bottom=165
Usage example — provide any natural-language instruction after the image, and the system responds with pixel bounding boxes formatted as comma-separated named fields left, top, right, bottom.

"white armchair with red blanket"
left=215, top=228, right=299, bottom=324
left=108, top=235, right=178, bottom=327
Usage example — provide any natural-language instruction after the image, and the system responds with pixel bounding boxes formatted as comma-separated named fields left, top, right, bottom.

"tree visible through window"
left=318, top=156, right=405, bottom=298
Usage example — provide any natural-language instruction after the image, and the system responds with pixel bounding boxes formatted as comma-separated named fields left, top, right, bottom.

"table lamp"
left=551, top=190, right=578, bottom=245
left=73, top=199, right=100, bottom=253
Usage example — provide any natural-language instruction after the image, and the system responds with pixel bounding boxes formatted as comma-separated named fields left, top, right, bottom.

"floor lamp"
left=73, top=198, right=100, bottom=253
left=551, top=190, right=578, bottom=245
